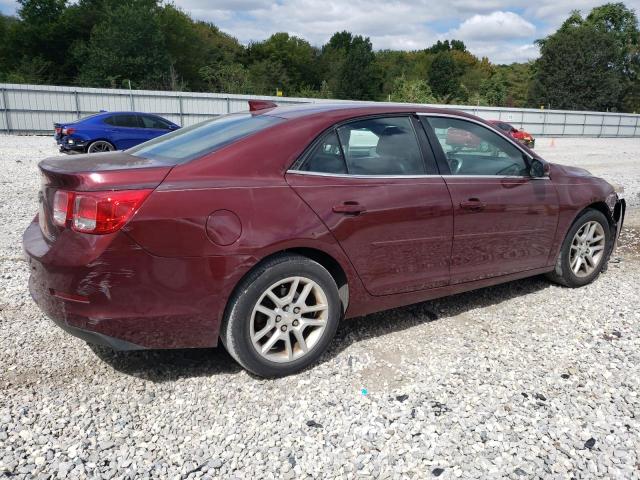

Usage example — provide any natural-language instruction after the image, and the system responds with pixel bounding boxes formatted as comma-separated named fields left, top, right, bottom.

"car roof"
left=259, top=102, right=483, bottom=122
left=93, top=111, right=162, bottom=116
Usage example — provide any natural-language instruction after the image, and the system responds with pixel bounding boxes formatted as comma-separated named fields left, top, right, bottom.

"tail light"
left=62, top=127, right=76, bottom=135
left=52, top=190, right=73, bottom=226
left=51, top=189, right=151, bottom=234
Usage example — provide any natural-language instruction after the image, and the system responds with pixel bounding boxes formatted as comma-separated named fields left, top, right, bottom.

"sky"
left=1, top=0, right=639, bottom=64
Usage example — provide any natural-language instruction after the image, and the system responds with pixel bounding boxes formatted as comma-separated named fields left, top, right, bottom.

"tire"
left=220, top=254, right=341, bottom=377
left=546, top=209, right=612, bottom=288
left=87, top=140, right=115, bottom=154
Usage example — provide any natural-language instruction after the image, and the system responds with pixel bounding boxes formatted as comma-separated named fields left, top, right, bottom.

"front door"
left=421, top=115, right=559, bottom=284
left=287, top=115, right=453, bottom=296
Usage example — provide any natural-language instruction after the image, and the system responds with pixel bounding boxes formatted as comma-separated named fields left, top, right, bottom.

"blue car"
left=54, top=111, right=180, bottom=154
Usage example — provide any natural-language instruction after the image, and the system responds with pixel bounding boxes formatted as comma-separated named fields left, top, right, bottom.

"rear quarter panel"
left=124, top=120, right=370, bottom=317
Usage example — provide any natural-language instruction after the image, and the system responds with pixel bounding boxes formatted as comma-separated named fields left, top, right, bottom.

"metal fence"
left=2, top=82, right=640, bottom=137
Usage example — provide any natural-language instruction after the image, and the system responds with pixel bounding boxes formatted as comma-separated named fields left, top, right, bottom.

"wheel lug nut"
left=281, top=325, right=287, bottom=332
left=283, top=305, right=289, bottom=312
left=276, top=315, right=281, bottom=322
left=292, top=320, right=299, bottom=326
left=293, top=307, right=300, bottom=314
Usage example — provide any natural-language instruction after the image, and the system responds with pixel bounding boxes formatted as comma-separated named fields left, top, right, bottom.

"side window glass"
left=142, top=115, right=170, bottom=129
left=115, top=114, right=140, bottom=128
left=299, top=131, right=347, bottom=174
left=336, top=117, right=425, bottom=175
left=428, top=117, right=528, bottom=176
left=103, top=116, right=116, bottom=126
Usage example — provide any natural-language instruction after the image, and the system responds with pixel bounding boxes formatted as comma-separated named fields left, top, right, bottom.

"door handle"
left=332, top=201, right=366, bottom=215
left=459, top=198, right=486, bottom=211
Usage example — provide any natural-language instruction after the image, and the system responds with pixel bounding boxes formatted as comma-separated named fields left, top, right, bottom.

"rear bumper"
left=57, top=136, right=88, bottom=153
left=23, top=219, right=253, bottom=350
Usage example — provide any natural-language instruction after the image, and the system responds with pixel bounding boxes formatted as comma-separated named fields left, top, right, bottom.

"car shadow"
left=322, top=274, right=552, bottom=363
left=89, top=343, right=243, bottom=381
left=90, top=275, right=552, bottom=381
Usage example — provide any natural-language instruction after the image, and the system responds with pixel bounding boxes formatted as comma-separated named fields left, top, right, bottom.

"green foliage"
left=320, top=31, right=381, bottom=100
left=247, top=33, right=319, bottom=95
left=73, top=0, right=170, bottom=88
left=390, top=76, right=436, bottom=103
left=426, top=39, right=466, bottom=54
left=428, top=51, right=461, bottom=101
left=494, top=62, right=533, bottom=107
left=479, top=74, right=507, bottom=106
left=0, top=1, right=639, bottom=112
left=530, top=24, right=623, bottom=110
left=531, top=3, right=639, bottom=111
left=200, top=63, right=252, bottom=94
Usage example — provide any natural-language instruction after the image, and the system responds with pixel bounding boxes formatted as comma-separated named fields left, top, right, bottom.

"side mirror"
left=529, top=159, right=546, bottom=178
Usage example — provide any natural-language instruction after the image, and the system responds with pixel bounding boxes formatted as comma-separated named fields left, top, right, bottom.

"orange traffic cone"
left=550, top=138, right=556, bottom=147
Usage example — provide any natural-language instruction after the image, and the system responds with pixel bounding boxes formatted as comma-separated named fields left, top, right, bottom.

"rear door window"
left=129, top=113, right=283, bottom=164
left=298, top=131, right=347, bottom=174
left=336, top=117, right=426, bottom=175
left=111, top=114, right=141, bottom=128
left=141, top=115, right=172, bottom=129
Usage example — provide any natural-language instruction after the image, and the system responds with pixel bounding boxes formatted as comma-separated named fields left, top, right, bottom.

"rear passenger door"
left=286, top=115, right=454, bottom=296
left=103, top=114, right=146, bottom=149
left=139, top=114, right=174, bottom=142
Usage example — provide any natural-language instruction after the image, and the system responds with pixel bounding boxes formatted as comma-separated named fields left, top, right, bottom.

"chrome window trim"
left=286, top=169, right=550, bottom=180
left=416, top=112, right=534, bottom=160
left=288, top=112, right=551, bottom=180
left=286, top=170, right=439, bottom=179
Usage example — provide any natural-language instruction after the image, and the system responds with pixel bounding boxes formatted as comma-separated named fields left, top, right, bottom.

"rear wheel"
left=221, top=254, right=341, bottom=377
left=87, top=140, right=115, bottom=153
left=546, top=209, right=611, bottom=287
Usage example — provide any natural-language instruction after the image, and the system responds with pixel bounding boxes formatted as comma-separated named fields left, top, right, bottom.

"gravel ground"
left=1, top=135, right=639, bottom=479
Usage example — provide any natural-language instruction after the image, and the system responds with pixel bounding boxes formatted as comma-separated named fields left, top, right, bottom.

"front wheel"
left=547, top=209, right=612, bottom=287
left=221, top=254, right=341, bottom=377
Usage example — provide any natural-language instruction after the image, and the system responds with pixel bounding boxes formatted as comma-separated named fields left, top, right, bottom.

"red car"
left=24, top=102, right=625, bottom=377
left=488, top=120, right=535, bottom=148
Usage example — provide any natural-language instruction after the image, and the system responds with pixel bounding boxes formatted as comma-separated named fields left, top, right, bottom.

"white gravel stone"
left=0, top=135, right=639, bottom=478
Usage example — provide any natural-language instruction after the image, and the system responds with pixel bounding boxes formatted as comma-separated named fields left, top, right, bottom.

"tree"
left=428, top=51, right=461, bottom=101
left=200, top=63, right=251, bottom=94
left=74, top=0, right=170, bottom=88
left=530, top=24, right=623, bottom=110
left=390, top=76, right=436, bottom=103
left=586, top=3, right=640, bottom=110
left=247, top=33, right=319, bottom=95
left=320, top=32, right=381, bottom=100
left=479, top=74, right=507, bottom=106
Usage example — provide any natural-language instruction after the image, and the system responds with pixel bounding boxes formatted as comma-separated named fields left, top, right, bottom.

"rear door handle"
left=332, top=201, right=366, bottom=215
left=460, top=198, right=486, bottom=211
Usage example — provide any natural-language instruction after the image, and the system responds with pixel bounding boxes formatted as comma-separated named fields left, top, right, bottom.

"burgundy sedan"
left=24, top=102, right=625, bottom=377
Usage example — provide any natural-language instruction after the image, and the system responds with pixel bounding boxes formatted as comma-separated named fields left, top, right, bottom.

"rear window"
left=128, top=113, right=283, bottom=164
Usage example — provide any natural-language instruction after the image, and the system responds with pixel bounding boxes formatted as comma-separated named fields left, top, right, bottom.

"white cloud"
left=3, top=0, right=640, bottom=63
left=451, top=11, right=535, bottom=41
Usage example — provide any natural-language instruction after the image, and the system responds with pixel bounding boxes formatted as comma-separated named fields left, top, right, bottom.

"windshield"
left=128, top=113, right=283, bottom=164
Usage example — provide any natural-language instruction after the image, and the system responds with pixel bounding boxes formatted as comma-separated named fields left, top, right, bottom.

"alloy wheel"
left=569, top=221, right=606, bottom=278
left=88, top=141, right=114, bottom=153
left=250, top=276, right=328, bottom=363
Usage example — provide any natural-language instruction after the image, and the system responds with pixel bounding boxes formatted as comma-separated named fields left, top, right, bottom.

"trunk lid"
left=38, top=151, right=172, bottom=241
